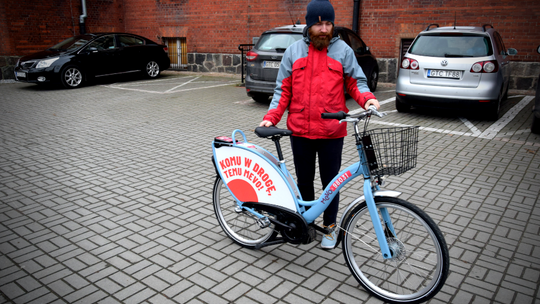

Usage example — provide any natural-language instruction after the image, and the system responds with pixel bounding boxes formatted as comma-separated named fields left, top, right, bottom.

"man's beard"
left=309, top=27, right=333, bottom=50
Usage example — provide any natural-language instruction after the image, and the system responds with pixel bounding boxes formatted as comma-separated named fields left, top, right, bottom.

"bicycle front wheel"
left=342, top=197, right=449, bottom=303
left=213, top=176, right=276, bottom=248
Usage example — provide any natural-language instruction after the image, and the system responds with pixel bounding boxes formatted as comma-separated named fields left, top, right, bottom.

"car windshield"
left=256, top=33, right=303, bottom=52
left=409, top=34, right=493, bottom=57
left=49, top=35, right=94, bottom=51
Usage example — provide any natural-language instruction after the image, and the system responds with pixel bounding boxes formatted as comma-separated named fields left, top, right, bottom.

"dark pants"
left=290, top=136, right=344, bottom=226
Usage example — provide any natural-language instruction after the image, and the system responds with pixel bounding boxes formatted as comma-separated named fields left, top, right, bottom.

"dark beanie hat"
left=305, top=0, right=335, bottom=29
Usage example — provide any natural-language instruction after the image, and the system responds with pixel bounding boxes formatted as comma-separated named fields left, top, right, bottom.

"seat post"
left=271, top=136, right=285, bottom=161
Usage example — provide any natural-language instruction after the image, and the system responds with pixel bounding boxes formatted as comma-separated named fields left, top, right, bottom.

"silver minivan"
left=396, top=24, right=517, bottom=120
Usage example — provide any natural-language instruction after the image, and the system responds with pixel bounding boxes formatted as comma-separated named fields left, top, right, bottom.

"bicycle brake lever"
left=367, top=105, right=386, bottom=118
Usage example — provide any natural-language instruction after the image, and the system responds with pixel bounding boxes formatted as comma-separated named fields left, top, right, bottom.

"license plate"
left=427, top=69, right=461, bottom=79
left=263, top=61, right=280, bottom=68
left=16, top=71, right=26, bottom=78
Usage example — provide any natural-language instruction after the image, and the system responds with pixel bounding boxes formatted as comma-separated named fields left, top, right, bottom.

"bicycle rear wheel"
left=342, top=197, right=449, bottom=303
left=213, top=176, right=276, bottom=248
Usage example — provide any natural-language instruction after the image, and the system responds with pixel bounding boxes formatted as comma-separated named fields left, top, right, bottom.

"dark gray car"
left=245, top=24, right=379, bottom=102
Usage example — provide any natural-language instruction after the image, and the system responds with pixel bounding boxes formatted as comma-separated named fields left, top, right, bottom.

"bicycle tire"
left=213, top=176, right=277, bottom=248
left=342, top=197, right=449, bottom=303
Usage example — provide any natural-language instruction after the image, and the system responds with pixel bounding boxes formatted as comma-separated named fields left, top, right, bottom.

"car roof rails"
left=482, top=24, right=494, bottom=32
left=425, top=24, right=439, bottom=31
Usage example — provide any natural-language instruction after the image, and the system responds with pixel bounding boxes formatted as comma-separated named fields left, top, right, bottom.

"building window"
left=401, top=38, right=414, bottom=62
left=165, top=37, right=187, bottom=69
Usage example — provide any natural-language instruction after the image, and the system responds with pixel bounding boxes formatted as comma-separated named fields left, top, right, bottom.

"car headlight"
left=36, top=57, right=59, bottom=68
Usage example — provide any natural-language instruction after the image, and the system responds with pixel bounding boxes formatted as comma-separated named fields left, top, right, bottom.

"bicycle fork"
left=363, top=179, right=395, bottom=259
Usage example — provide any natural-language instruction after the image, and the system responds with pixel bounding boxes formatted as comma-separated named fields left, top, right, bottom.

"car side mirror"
left=86, top=47, right=98, bottom=53
left=537, top=45, right=540, bottom=54
left=507, top=48, right=518, bottom=56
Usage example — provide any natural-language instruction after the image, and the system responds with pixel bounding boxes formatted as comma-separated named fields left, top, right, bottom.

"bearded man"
left=259, top=0, right=379, bottom=249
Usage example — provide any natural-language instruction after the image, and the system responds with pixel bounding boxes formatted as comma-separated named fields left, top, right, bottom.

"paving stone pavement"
left=1, top=71, right=539, bottom=304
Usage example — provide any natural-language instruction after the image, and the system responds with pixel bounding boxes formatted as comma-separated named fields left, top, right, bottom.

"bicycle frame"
left=212, top=128, right=395, bottom=259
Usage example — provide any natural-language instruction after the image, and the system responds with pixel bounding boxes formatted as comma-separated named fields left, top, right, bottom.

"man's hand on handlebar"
left=365, top=99, right=380, bottom=110
left=259, top=120, right=274, bottom=127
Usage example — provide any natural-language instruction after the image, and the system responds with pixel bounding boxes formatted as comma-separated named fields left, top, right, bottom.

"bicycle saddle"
left=254, top=126, right=293, bottom=138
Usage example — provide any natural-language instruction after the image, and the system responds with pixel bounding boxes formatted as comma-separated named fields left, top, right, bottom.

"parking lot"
left=1, top=71, right=539, bottom=304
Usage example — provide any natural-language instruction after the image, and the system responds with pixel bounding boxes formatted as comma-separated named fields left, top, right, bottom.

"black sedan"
left=14, top=33, right=170, bottom=89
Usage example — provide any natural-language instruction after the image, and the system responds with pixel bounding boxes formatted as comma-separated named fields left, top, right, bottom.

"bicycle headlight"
left=36, top=57, right=59, bottom=68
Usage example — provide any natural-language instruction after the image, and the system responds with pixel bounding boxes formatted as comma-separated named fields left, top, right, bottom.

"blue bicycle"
left=212, top=107, right=449, bottom=303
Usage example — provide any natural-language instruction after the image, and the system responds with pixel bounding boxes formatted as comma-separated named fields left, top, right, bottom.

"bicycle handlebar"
left=321, top=105, right=385, bottom=121
left=321, top=111, right=348, bottom=120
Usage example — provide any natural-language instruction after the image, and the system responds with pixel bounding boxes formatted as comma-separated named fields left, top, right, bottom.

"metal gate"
left=165, top=37, right=187, bottom=70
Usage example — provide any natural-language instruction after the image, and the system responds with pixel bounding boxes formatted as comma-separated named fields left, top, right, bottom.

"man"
left=259, top=0, right=380, bottom=249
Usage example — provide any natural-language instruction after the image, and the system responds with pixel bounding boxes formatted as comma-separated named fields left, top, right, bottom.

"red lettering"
left=244, top=157, right=252, bottom=168
left=266, top=186, right=276, bottom=195
left=231, top=156, right=241, bottom=166
left=331, top=171, right=352, bottom=191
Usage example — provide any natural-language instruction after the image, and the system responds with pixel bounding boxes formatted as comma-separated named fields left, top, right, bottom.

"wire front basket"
left=361, top=126, right=419, bottom=176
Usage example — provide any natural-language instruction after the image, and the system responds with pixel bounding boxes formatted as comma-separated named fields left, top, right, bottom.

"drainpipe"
left=79, top=0, right=87, bottom=34
left=352, top=0, right=360, bottom=34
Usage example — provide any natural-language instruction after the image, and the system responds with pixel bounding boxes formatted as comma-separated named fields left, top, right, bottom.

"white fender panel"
left=214, top=145, right=297, bottom=211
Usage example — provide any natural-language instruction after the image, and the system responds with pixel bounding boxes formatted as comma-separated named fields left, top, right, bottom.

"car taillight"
left=163, top=46, right=168, bottom=53
left=401, top=57, right=419, bottom=70
left=246, top=51, right=258, bottom=61
left=470, top=60, right=498, bottom=73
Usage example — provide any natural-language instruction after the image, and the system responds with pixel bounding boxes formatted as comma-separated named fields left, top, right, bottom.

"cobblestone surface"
left=1, top=71, right=539, bottom=303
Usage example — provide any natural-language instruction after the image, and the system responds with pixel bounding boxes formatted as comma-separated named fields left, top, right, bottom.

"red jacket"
left=263, top=36, right=376, bottom=139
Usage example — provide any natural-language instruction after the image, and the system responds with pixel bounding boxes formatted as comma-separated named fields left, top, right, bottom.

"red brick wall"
left=1, top=0, right=539, bottom=62
left=120, top=0, right=312, bottom=54
left=0, top=0, right=124, bottom=56
left=119, top=0, right=540, bottom=61
left=356, top=0, right=540, bottom=62
left=0, top=0, right=81, bottom=55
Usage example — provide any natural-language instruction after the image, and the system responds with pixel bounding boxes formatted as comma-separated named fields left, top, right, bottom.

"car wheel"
left=144, top=61, right=161, bottom=78
left=251, top=93, right=271, bottom=103
left=395, top=95, right=411, bottom=112
left=486, top=95, right=502, bottom=121
left=502, top=82, right=509, bottom=101
left=487, top=88, right=504, bottom=120
left=368, top=67, right=379, bottom=92
left=60, top=65, right=84, bottom=89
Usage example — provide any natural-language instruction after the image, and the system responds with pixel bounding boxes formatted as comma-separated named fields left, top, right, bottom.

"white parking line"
left=103, top=77, right=237, bottom=94
left=478, top=96, right=534, bottom=139
left=459, top=117, right=482, bottom=136
left=165, top=76, right=200, bottom=93
left=349, top=94, right=534, bottom=140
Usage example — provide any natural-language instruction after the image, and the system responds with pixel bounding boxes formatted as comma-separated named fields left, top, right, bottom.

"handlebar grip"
left=321, top=111, right=348, bottom=120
